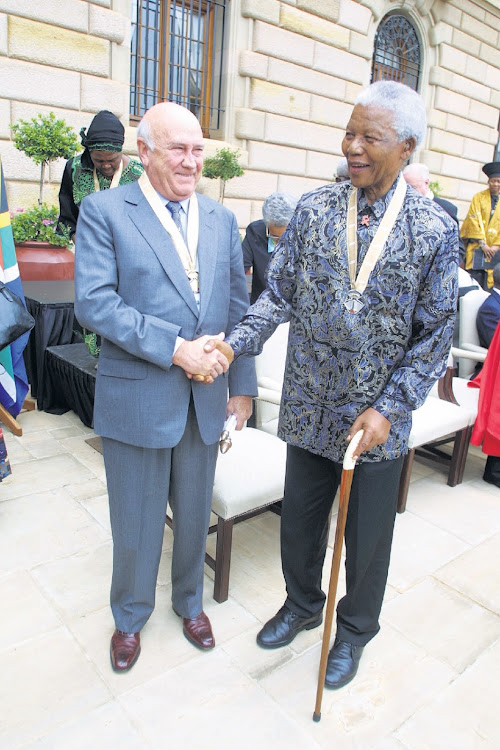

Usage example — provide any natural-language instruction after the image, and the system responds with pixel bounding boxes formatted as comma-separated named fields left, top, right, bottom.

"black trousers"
left=281, top=444, right=404, bottom=646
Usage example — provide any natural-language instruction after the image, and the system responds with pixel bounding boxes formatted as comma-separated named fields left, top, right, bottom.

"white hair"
left=355, top=81, right=427, bottom=147
left=262, top=193, right=298, bottom=226
left=136, top=117, right=155, bottom=150
left=403, top=162, right=430, bottom=181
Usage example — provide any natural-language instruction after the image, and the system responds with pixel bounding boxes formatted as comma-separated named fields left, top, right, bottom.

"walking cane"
left=312, top=429, right=364, bottom=722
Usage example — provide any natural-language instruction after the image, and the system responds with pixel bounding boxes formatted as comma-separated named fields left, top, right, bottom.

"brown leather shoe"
left=181, top=611, right=215, bottom=650
left=110, top=629, right=141, bottom=672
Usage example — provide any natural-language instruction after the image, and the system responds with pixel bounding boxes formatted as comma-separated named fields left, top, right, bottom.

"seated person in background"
left=242, top=193, right=297, bottom=304
left=403, top=162, right=464, bottom=263
left=476, top=265, right=500, bottom=348
left=335, top=157, right=350, bottom=183
left=461, top=161, right=500, bottom=290
left=58, top=110, right=144, bottom=242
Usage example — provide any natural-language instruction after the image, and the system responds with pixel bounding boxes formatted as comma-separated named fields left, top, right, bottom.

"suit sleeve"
left=242, top=223, right=255, bottom=272
left=226, top=213, right=258, bottom=397
left=74, top=193, right=181, bottom=370
left=476, top=299, right=500, bottom=348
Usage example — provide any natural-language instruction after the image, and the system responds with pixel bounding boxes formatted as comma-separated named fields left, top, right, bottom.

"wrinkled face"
left=342, top=104, right=415, bottom=204
left=89, top=150, right=123, bottom=178
left=138, top=118, right=204, bottom=201
left=488, top=177, right=500, bottom=197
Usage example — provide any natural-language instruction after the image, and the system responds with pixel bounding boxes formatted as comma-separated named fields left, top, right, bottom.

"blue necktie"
left=167, top=201, right=186, bottom=242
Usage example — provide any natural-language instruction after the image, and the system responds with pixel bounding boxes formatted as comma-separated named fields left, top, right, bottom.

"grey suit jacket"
left=74, top=181, right=257, bottom=448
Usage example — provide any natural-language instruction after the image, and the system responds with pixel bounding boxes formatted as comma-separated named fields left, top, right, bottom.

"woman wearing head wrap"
left=461, top=161, right=500, bottom=289
left=58, top=110, right=144, bottom=241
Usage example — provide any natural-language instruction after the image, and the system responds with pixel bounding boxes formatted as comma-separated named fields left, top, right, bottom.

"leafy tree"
left=202, top=147, right=244, bottom=203
left=11, top=112, right=80, bottom=206
left=429, top=180, right=442, bottom=197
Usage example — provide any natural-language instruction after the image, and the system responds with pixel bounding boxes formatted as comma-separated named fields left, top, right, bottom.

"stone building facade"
left=0, top=0, right=499, bottom=229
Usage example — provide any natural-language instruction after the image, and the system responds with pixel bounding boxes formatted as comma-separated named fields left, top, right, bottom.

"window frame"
left=130, top=0, right=226, bottom=136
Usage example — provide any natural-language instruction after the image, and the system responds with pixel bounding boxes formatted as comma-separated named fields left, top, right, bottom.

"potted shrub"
left=202, top=147, right=244, bottom=204
left=11, top=112, right=79, bottom=280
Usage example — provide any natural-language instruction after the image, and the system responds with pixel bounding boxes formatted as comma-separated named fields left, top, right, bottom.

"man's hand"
left=483, top=243, right=496, bottom=261
left=192, top=338, right=235, bottom=384
left=226, top=395, right=253, bottom=430
left=173, top=332, right=229, bottom=383
left=347, top=407, right=391, bottom=460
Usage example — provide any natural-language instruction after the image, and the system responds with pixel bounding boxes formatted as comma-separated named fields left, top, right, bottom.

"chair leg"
left=397, top=449, right=415, bottom=514
left=447, top=425, right=473, bottom=487
left=213, top=517, right=234, bottom=603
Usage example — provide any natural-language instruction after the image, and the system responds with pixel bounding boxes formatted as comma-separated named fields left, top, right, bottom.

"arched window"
left=371, top=14, right=421, bottom=91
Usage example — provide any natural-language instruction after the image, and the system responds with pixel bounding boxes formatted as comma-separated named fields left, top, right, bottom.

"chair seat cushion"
left=452, top=377, right=479, bottom=416
left=409, top=398, right=472, bottom=449
left=212, top=427, right=286, bottom=519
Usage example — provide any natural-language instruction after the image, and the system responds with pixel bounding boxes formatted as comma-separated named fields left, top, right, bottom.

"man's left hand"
left=226, top=395, right=253, bottom=430
left=347, top=407, right=391, bottom=460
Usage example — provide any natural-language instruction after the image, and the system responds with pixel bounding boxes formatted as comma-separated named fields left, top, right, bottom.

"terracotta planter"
left=15, top=241, right=74, bottom=281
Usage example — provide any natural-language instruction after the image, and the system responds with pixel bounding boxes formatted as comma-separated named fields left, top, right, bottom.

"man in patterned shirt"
left=208, top=81, right=458, bottom=689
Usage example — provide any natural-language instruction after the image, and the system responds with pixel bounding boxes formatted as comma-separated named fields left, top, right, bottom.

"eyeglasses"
left=266, top=227, right=281, bottom=241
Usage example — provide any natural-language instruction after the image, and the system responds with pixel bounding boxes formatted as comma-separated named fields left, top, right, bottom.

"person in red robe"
left=468, top=320, right=500, bottom=486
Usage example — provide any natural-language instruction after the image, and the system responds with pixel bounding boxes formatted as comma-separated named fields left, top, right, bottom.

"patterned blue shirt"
left=227, top=177, right=459, bottom=463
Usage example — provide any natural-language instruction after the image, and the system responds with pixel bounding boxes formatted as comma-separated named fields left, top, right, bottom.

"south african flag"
left=0, top=158, right=30, bottom=417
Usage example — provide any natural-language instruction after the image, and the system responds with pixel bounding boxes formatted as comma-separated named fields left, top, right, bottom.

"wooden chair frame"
left=165, top=501, right=281, bottom=603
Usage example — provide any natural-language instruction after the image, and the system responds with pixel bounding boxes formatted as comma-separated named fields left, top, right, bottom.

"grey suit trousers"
left=102, top=400, right=218, bottom=633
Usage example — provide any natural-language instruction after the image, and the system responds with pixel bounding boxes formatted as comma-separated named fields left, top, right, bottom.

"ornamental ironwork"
left=371, top=14, right=421, bottom=91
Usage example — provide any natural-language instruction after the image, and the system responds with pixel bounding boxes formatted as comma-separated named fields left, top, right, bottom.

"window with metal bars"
left=130, top=0, right=226, bottom=136
left=371, top=14, right=421, bottom=91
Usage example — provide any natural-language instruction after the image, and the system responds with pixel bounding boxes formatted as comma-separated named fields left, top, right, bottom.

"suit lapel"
left=126, top=184, right=199, bottom=317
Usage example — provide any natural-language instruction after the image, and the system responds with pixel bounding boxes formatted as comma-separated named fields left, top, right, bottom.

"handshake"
left=172, top=332, right=235, bottom=384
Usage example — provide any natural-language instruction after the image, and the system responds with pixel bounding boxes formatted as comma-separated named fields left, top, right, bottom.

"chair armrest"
left=451, top=345, right=487, bottom=362
left=255, top=387, right=282, bottom=406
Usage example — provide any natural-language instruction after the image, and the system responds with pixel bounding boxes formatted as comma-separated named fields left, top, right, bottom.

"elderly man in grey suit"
left=75, top=102, right=256, bottom=672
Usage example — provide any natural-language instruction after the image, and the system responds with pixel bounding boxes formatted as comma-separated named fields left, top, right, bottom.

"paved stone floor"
left=1, top=406, right=499, bottom=749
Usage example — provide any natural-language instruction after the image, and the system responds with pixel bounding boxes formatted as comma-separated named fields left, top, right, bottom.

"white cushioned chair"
left=456, top=289, right=489, bottom=378
left=254, top=322, right=289, bottom=435
left=397, top=350, right=478, bottom=513
left=205, top=427, right=286, bottom=602
left=166, top=325, right=291, bottom=603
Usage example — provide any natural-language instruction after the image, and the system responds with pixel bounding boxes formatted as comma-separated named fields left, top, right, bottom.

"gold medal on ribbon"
left=345, top=175, right=407, bottom=313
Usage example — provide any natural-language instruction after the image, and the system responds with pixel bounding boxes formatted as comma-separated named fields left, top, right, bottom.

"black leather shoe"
left=256, top=605, right=322, bottom=649
left=325, top=639, right=364, bottom=689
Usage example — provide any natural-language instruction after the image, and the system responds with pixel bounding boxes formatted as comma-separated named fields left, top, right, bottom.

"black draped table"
left=44, top=343, right=97, bottom=427
left=23, top=280, right=83, bottom=411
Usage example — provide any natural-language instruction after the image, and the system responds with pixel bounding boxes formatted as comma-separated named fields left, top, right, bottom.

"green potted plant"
left=202, top=147, right=244, bottom=203
left=10, top=112, right=80, bottom=280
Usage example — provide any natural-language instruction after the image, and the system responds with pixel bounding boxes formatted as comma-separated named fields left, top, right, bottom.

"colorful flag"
left=0, top=158, right=30, bottom=417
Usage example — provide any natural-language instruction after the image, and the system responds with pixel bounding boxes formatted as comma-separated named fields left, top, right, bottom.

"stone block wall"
left=0, top=0, right=499, bottom=229
left=229, top=0, right=500, bottom=224
left=0, top=0, right=132, bottom=210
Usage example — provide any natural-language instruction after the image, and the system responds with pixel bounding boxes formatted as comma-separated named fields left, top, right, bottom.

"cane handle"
left=343, top=429, right=364, bottom=470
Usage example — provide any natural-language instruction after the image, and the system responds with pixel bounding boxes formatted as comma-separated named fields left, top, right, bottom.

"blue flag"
left=0, top=159, right=30, bottom=417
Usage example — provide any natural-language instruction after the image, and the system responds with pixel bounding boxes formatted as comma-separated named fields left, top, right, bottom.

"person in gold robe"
left=461, top=161, right=500, bottom=289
